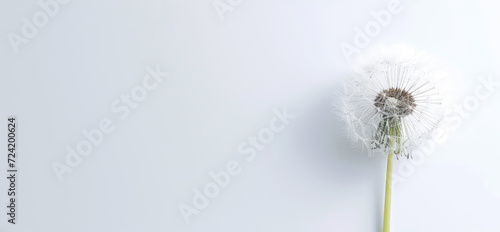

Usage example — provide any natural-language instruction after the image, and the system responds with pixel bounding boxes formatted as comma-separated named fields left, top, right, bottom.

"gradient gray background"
left=1, top=0, right=500, bottom=231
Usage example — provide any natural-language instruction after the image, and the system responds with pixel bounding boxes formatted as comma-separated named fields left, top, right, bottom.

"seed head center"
left=374, top=88, right=416, bottom=117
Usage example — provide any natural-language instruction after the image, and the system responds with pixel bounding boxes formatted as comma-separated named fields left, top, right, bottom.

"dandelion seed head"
left=340, top=45, right=445, bottom=158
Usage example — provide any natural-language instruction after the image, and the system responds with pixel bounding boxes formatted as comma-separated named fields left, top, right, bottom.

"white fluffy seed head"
left=340, top=45, right=445, bottom=158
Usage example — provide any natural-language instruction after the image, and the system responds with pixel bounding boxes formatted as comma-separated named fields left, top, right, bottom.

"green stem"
left=383, top=148, right=393, bottom=232
left=383, top=124, right=396, bottom=232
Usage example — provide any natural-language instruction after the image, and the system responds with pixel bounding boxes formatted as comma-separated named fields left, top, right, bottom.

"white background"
left=1, top=0, right=500, bottom=231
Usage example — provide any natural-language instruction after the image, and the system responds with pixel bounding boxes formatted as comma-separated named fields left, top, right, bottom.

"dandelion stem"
left=383, top=128, right=395, bottom=232
left=383, top=148, right=393, bottom=232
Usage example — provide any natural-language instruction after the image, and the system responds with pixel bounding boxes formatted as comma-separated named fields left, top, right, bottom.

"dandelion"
left=339, top=45, right=444, bottom=232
